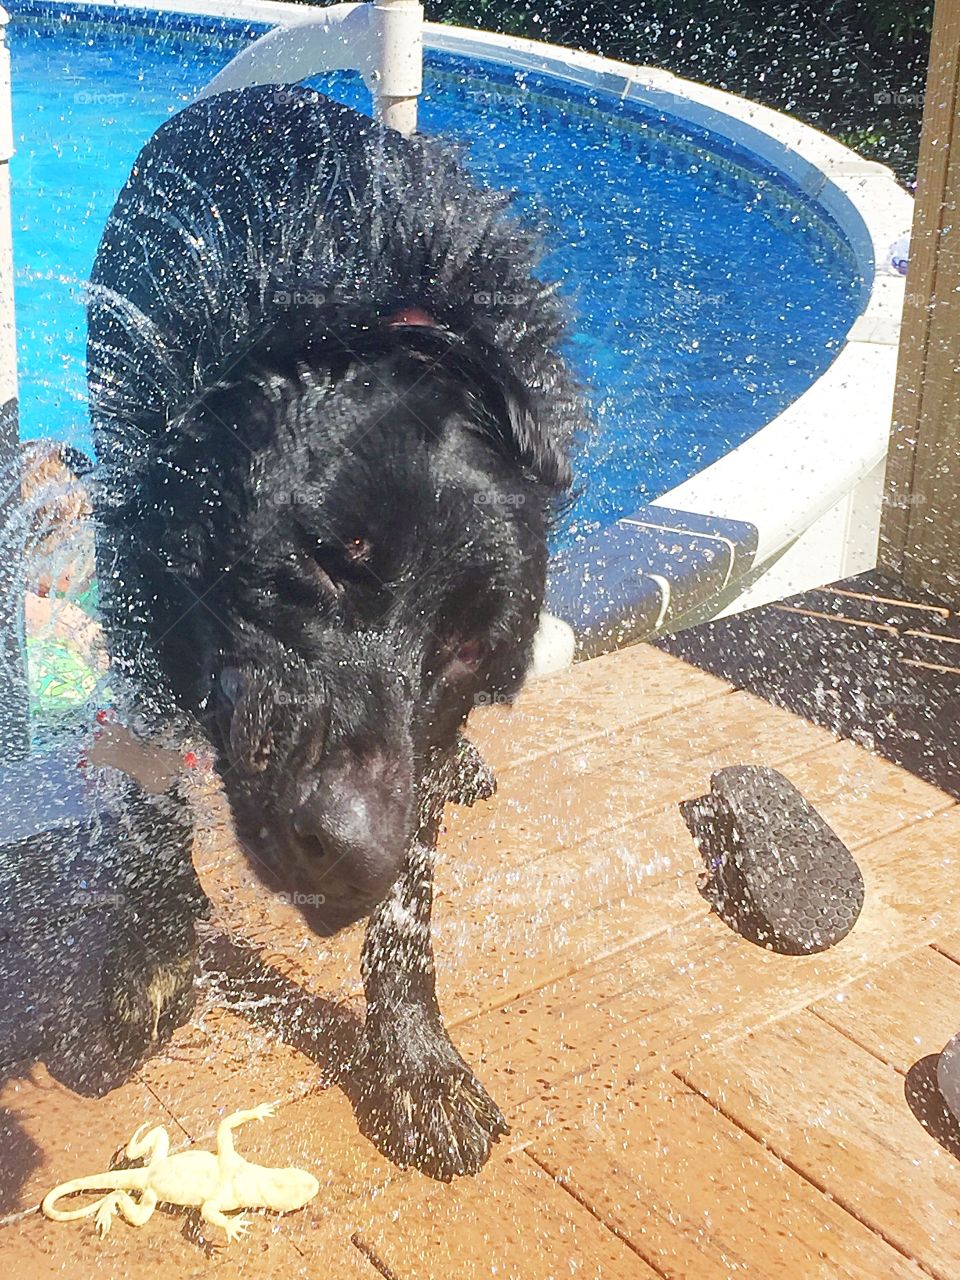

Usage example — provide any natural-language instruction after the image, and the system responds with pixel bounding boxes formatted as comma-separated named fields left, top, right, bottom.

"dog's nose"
left=293, top=752, right=413, bottom=902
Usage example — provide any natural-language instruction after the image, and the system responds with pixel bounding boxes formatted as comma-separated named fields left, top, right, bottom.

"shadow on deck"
left=657, top=567, right=960, bottom=798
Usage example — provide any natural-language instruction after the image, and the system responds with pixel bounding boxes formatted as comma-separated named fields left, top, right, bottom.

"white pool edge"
left=40, top=0, right=913, bottom=649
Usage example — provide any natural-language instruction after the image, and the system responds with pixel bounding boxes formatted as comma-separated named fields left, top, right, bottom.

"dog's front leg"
left=349, top=760, right=508, bottom=1180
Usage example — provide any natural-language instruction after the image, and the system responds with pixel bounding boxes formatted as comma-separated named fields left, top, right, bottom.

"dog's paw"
left=448, top=737, right=497, bottom=808
left=348, top=1016, right=509, bottom=1180
left=101, top=921, right=197, bottom=1075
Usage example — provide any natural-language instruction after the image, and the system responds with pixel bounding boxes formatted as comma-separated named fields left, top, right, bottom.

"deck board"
left=195, top=678, right=837, bottom=1009
left=3, top=1208, right=326, bottom=1280
left=352, top=1144, right=655, bottom=1280
left=466, top=640, right=734, bottom=774
left=810, top=946, right=960, bottom=1073
left=450, top=802, right=960, bottom=1124
left=656, top=568, right=960, bottom=797
left=680, top=1013, right=960, bottom=1280
left=529, top=1073, right=926, bottom=1280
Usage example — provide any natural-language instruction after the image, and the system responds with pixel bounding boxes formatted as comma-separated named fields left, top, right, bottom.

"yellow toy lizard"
left=41, top=1102, right=319, bottom=1241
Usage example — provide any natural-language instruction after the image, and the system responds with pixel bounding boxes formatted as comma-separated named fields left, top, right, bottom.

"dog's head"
left=158, top=313, right=573, bottom=931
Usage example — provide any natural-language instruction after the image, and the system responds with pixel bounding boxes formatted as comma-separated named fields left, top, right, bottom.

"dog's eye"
left=435, top=637, right=485, bottom=680
left=453, top=640, right=484, bottom=669
left=310, top=536, right=371, bottom=570
left=342, top=536, right=372, bottom=564
left=300, top=535, right=373, bottom=599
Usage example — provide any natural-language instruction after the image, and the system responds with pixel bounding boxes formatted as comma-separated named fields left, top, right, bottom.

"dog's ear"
left=385, top=324, right=572, bottom=493
left=463, top=338, right=573, bottom=494
left=212, top=666, right=274, bottom=774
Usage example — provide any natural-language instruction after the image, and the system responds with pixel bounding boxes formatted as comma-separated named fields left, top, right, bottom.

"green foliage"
left=424, top=0, right=932, bottom=41
left=422, top=0, right=932, bottom=183
left=856, top=0, right=932, bottom=37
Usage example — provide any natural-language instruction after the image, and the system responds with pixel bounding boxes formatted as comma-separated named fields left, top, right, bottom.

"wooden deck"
left=3, top=635, right=960, bottom=1278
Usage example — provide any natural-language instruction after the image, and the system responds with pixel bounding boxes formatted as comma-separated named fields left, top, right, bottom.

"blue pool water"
left=7, top=1, right=863, bottom=543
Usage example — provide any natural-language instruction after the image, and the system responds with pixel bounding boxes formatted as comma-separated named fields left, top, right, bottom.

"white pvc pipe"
left=370, top=0, right=422, bottom=135
left=198, top=0, right=423, bottom=134
left=198, top=4, right=372, bottom=94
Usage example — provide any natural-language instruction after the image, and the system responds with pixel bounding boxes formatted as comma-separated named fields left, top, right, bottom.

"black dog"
left=87, top=85, right=585, bottom=1178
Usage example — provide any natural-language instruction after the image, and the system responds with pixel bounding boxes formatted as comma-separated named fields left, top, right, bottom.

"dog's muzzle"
left=286, top=748, right=414, bottom=912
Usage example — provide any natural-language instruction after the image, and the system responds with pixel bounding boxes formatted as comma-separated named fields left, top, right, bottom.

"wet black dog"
left=87, top=85, right=585, bottom=1178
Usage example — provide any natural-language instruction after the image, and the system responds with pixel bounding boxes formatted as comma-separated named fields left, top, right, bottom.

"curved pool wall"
left=12, top=0, right=913, bottom=661
left=419, top=22, right=912, bottom=654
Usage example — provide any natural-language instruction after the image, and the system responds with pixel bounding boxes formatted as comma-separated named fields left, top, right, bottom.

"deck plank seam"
left=807, top=1004, right=903, bottom=1066
left=489, top=679, right=736, bottom=775
left=520, top=1146, right=672, bottom=1279
left=671, top=1065, right=942, bottom=1280
left=929, top=941, right=960, bottom=965
left=134, top=1075, right=198, bottom=1145
left=349, top=1232, right=402, bottom=1279
left=806, top=944, right=960, bottom=1072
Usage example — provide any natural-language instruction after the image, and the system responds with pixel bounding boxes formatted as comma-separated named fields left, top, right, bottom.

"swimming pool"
left=7, top=0, right=864, bottom=551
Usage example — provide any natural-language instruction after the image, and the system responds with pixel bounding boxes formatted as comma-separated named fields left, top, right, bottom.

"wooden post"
left=879, top=0, right=960, bottom=598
